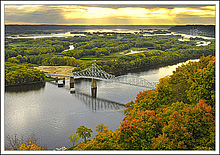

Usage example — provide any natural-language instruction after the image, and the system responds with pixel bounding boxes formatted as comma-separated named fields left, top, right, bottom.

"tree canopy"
left=5, top=63, right=45, bottom=86
left=73, top=55, right=215, bottom=150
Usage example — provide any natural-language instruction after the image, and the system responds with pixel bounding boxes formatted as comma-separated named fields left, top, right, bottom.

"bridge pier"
left=55, top=77, right=58, bottom=83
left=91, top=78, right=97, bottom=98
left=63, top=77, right=65, bottom=85
left=70, top=77, right=74, bottom=88
left=69, top=77, right=75, bottom=93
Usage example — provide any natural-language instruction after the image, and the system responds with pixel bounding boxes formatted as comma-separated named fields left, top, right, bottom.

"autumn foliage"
left=17, top=140, right=45, bottom=150
left=74, top=55, right=215, bottom=150
left=6, top=140, right=45, bottom=151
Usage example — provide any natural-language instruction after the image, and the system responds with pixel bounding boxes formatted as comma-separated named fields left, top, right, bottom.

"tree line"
left=5, top=63, right=45, bottom=86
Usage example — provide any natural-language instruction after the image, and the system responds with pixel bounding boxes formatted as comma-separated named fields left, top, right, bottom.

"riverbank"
left=34, top=66, right=76, bottom=75
left=108, top=54, right=213, bottom=76
left=5, top=81, right=46, bottom=87
left=5, top=81, right=46, bottom=92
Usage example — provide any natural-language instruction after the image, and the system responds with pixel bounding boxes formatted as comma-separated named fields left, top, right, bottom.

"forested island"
left=5, top=63, right=45, bottom=86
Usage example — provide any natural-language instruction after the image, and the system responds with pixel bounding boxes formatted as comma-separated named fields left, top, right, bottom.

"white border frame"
left=1, top=1, right=219, bottom=154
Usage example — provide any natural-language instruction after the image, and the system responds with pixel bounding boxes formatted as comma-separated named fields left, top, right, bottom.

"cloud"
left=200, top=6, right=215, bottom=11
left=171, top=7, right=215, bottom=17
left=79, top=4, right=214, bottom=10
left=5, top=5, right=66, bottom=24
left=5, top=5, right=44, bottom=13
left=4, top=4, right=216, bottom=25
left=174, top=14, right=215, bottom=24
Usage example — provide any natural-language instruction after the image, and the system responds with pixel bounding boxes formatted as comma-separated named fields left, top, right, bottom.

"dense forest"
left=5, top=63, right=45, bottom=86
left=72, top=55, right=215, bottom=150
left=5, top=34, right=215, bottom=76
left=5, top=33, right=215, bottom=86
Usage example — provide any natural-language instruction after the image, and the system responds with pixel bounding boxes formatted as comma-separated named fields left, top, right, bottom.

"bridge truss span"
left=72, top=63, right=158, bottom=89
left=112, top=75, right=158, bottom=88
left=45, top=63, right=158, bottom=89
left=73, top=63, right=115, bottom=80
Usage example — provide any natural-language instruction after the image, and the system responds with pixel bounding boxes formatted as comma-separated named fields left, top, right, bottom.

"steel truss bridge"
left=45, top=63, right=157, bottom=88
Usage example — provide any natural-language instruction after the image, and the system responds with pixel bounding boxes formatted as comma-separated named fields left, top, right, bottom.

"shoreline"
left=5, top=81, right=46, bottom=87
left=112, top=56, right=206, bottom=76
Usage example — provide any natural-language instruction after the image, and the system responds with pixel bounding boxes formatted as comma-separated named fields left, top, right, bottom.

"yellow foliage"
left=17, top=140, right=45, bottom=150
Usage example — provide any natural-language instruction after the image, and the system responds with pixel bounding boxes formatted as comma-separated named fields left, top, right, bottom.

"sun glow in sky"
left=4, top=4, right=216, bottom=25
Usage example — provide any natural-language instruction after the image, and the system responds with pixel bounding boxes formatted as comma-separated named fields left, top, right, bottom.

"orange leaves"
left=154, top=99, right=215, bottom=150
left=183, top=132, right=192, bottom=138
left=74, top=142, right=87, bottom=150
left=181, top=126, right=186, bottom=131
left=17, top=140, right=45, bottom=150
left=118, top=109, right=164, bottom=150
left=135, top=90, right=152, bottom=103
left=5, top=136, right=45, bottom=151
left=196, top=99, right=212, bottom=113
left=120, top=120, right=135, bottom=133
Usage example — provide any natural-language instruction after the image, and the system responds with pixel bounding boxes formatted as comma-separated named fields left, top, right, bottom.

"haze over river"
left=4, top=59, right=198, bottom=150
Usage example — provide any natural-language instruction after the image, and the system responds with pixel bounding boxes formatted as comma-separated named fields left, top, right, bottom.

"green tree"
left=187, top=55, right=215, bottom=107
left=76, top=125, right=93, bottom=142
left=67, top=133, right=79, bottom=146
left=95, top=123, right=108, bottom=132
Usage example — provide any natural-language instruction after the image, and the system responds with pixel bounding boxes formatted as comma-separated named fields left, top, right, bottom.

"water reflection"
left=5, top=82, right=45, bottom=92
left=48, top=80, right=125, bottom=111
left=74, top=92, right=125, bottom=111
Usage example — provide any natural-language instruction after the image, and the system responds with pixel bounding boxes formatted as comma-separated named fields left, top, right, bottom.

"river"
left=4, top=59, right=199, bottom=150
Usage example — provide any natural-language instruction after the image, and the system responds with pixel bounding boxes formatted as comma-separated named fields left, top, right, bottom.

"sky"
left=4, top=4, right=216, bottom=25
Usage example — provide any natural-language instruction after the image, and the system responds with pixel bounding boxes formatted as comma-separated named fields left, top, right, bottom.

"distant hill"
left=169, top=25, right=215, bottom=38
left=5, top=25, right=172, bottom=35
left=5, top=25, right=80, bottom=35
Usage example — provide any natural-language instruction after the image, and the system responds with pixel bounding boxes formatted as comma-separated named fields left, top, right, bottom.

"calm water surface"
left=4, top=59, right=198, bottom=150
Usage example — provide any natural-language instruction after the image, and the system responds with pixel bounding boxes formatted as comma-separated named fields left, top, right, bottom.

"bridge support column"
left=91, top=78, right=97, bottom=98
left=63, top=77, right=65, bottom=85
left=55, top=77, right=58, bottom=83
left=70, top=77, right=74, bottom=88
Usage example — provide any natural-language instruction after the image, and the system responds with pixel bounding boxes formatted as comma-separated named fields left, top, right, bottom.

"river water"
left=4, top=59, right=199, bottom=150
